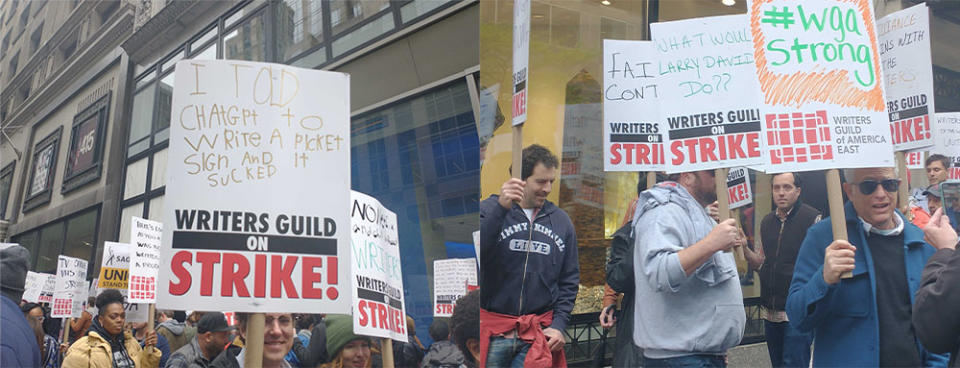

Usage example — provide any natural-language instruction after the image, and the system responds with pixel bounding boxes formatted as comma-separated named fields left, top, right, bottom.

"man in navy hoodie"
left=479, top=144, right=579, bottom=368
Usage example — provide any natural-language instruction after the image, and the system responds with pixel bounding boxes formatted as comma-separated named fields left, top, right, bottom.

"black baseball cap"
left=197, top=312, right=236, bottom=334
left=924, top=184, right=943, bottom=198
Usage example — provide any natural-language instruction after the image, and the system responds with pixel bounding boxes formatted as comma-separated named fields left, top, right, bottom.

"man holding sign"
left=631, top=171, right=745, bottom=366
left=479, top=144, right=578, bottom=367
left=787, top=167, right=948, bottom=366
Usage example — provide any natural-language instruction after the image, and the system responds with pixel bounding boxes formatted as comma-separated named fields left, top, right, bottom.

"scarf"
left=90, top=318, right=135, bottom=368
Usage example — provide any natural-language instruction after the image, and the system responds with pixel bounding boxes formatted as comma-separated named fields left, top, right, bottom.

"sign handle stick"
left=382, top=338, right=395, bottom=368
left=62, top=317, right=72, bottom=343
left=244, top=313, right=265, bottom=367
left=895, top=151, right=911, bottom=219
left=145, top=304, right=156, bottom=350
left=512, top=125, right=523, bottom=180
left=715, top=168, right=745, bottom=260
left=647, top=171, right=656, bottom=190
left=826, top=169, right=852, bottom=279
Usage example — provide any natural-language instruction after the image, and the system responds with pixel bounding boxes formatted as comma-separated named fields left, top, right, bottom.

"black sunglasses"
left=850, top=179, right=900, bottom=195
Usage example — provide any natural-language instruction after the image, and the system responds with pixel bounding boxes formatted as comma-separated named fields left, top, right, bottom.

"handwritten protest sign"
left=512, top=0, right=530, bottom=126
left=433, top=258, right=477, bottom=317
left=23, top=271, right=45, bottom=303
left=158, top=60, right=351, bottom=314
left=350, top=191, right=407, bottom=342
left=52, top=256, right=87, bottom=318
left=878, top=4, right=935, bottom=151
left=129, top=217, right=162, bottom=303
left=727, top=167, right=753, bottom=209
left=749, top=0, right=893, bottom=172
left=651, top=14, right=765, bottom=172
left=39, top=273, right=56, bottom=303
left=603, top=40, right=664, bottom=171
left=934, top=113, right=960, bottom=179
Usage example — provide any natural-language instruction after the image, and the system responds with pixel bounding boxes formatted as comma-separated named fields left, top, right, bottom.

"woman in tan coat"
left=63, top=289, right=161, bottom=368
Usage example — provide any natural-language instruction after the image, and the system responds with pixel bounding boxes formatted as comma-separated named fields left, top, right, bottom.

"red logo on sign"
left=513, top=90, right=526, bottom=117
left=766, top=111, right=832, bottom=164
left=130, top=275, right=156, bottom=300
left=53, top=298, right=71, bottom=316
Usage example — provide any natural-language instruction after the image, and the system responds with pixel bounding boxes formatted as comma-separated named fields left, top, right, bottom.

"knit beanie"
left=325, top=314, right=370, bottom=357
left=0, top=244, right=30, bottom=302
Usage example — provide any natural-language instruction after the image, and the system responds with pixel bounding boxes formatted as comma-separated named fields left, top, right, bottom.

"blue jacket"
left=479, top=195, right=579, bottom=330
left=0, top=295, right=41, bottom=367
left=786, top=201, right=949, bottom=367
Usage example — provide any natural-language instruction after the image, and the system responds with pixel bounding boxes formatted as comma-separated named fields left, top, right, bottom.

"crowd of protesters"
left=0, top=242, right=480, bottom=368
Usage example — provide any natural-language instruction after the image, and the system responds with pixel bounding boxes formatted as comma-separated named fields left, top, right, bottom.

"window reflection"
left=276, top=0, right=324, bottom=61
left=329, top=0, right=389, bottom=35
left=223, top=11, right=267, bottom=62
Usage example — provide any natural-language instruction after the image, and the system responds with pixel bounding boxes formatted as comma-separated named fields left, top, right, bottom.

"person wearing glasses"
left=21, top=303, right=61, bottom=368
left=210, top=312, right=295, bottom=368
left=786, top=167, right=949, bottom=367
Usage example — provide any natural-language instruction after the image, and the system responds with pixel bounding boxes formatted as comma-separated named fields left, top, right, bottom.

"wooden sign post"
left=145, top=304, right=156, bottom=350
left=382, top=338, right=396, bottom=368
left=244, top=313, right=265, bottom=367
left=895, top=151, right=910, bottom=218
left=647, top=171, right=656, bottom=190
left=826, top=169, right=852, bottom=279
left=62, top=317, right=72, bottom=343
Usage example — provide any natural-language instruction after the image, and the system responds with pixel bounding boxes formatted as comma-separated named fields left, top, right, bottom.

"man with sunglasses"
left=786, top=167, right=949, bottom=367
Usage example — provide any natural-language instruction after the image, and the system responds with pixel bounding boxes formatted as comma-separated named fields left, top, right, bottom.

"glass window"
left=190, top=27, right=217, bottom=52
left=129, top=84, right=155, bottom=153
left=161, top=50, right=184, bottom=74
left=289, top=47, right=326, bottom=68
left=400, top=0, right=451, bottom=23
left=192, top=44, right=217, bottom=61
left=0, top=163, right=14, bottom=220
left=351, top=80, right=479, bottom=348
left=118, top=203, right=143, bottom=244
left=329, top=0, right=390, bottom=35
left=276, top=0, right=324, bottom=62
left=223, top=10, right=267, bottom=62
left=154, top=73, right=174, bottom=141
left=36, top=222, right=64, bottom=273
left=331, top=13, right=395, bottom=57
left=14, top=231, right=38, bottom=269
left=151, top=149, right=167, bottom=190
left=63, top=210, right=97, bottom=264
left=124, top=158, right=148, bottom=200
left=148, top=196, right=164, bottom=222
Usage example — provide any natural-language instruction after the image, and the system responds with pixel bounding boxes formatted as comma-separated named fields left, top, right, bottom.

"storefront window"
left=36, top=222, right=65, bottom=273
left=128, top=82, right=155, bottom=156
left=351, top=79, right=479, bottom=346
left=63, top=210, right=97, bottom=262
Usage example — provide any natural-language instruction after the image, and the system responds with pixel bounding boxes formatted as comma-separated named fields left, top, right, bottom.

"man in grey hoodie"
left=632, top=170, right=746, bottom=367
left=158, top=309, right=198, bottom=353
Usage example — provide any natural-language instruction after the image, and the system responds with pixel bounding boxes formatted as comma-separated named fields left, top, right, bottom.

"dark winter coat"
left=913, top=248, right=960, bottom=367
left=420, top=340, right=464, bottom=368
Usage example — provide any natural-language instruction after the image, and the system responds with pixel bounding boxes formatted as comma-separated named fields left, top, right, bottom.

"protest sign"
left=878, top=4, right=935, bottom=151
left=52, top=256, right=87, bottom=318
left=98, top=242, right=130, bottom=290
left=129, top=217, right=162, bottom=303
left=158, top=60, right=351, bottom=314
left=95, top=242, right=149, bottom=322
left=350, top=191, right=408, bottom=342
left=934, top=113, right=960, bottom=179
left=433, top=258, right=477, bottom=317
left=905, top=150, right=924, bottom=170
left=512, top=0, right=530, bottom=126
left=39, top=273, right=56, bottom=303
left=749, top=0, right=893, bottom=172
left=23, top=271, right=45, bottom=303
left=726, top=167, right=753, bottom=209
left=651, top=14, right=765, bottom=172
left=603, top=40, right=665, bottom=171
